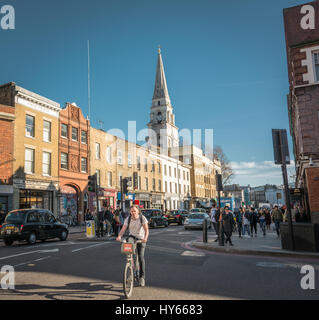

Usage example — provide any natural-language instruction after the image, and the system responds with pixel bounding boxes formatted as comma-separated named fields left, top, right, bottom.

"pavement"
left=191, top=231, right=319, bottom=259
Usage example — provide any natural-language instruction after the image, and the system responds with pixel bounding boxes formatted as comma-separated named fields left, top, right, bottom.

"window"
left=61, top=152, right=68, bottom=170
left=178, top=169, right=180, bottom=179
left=72, top=127, right=78, bottom=141
left=137, top=156, right=141, bottom=170
left=107, top=172, right=112, bottom=187
left=106, top=146, right=112, bottom=163
left=158, top=179, right=161, bottom=192
left=43, top=120, right=51, bottom=142
left=158, top=162, right=161, bottom=173
left=152, top=178, right=156, bottom=191
left=314, top=52, right=319, bottom=82
left=81, top=131, right=87, bottom=144
left=151, top=161, right=155, bottom=172
left=42, top=152, right=51, bottom=176
left=81, top=157, right=87, bottom=173
left=187, top=172, right=189, bottom=181
left=164, top=165, right=167, bottom=176
left=174, top=168, right=176, bottom=178
left=183, top=171, right=186, bottom=180
left=165, top=181, right=167, bottom=192
left=25, top=148, right=35, bottom=174
left=118, top=150, right=123, bottom=165
left=26, top=115, right=35, bottom=138
left=61, top=124, right=68, bottom=138
left=145, top=178, right=148, bottom=191
left=138, top=176, right=141, bottom=189
left=128, top=153, right=132, bottom=167
left=170, top=182, right=172, bottom=193
left=169, top=166, right=171, bottom=177
left=144, top=158, right=148, bottom=172
left=95, top=143, right=100, bottom=159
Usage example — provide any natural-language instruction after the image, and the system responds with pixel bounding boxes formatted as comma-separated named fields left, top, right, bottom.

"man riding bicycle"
left=116, top=205, right=149, bottom=287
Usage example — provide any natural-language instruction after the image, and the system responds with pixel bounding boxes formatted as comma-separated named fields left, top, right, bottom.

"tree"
left=212, top=146, right=234, bottom=186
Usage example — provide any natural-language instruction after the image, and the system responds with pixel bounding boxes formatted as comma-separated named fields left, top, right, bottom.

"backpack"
left=127, top=214, right=144, bottom=228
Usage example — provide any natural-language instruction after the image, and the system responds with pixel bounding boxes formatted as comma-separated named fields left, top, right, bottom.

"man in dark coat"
left=221, top=206, right=235, bottom=246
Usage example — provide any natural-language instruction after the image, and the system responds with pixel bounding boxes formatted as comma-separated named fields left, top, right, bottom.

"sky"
left=0, top=0, right=306, bottom=186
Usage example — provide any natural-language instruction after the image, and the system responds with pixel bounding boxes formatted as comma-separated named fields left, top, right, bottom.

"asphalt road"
left=0, top=225, right=319, bottom=300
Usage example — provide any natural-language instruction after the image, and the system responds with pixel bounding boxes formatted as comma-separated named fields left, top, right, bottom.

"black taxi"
left=0, top=209, right=69, bottom=246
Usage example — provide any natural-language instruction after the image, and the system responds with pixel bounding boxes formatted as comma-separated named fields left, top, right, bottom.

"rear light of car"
left=20, top=225, right=24, bottom=232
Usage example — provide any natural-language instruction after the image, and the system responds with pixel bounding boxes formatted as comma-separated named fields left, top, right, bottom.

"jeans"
left=237, top=222, right=242, bottom=237
left=260, top=220, right=266, bottom=235
left=127, top=236, right=146, bottom=279
left=212, top=222, right=219, bottom=236
left=97, top=222, right=104, bottom=237
left=105, top=220, right=112, bottom=235
left=250, top=222, right=257, bottom=235
left=274, top=220, right=281, bottom=236
left=242, top=224, right=250, bottom=236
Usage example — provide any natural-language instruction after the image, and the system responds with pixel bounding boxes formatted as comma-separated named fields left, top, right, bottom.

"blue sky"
left=0, top=0, right=306, bottom=186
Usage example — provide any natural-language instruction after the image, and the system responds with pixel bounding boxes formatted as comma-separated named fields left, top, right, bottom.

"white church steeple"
left=148, top=47, right=179, bottom=150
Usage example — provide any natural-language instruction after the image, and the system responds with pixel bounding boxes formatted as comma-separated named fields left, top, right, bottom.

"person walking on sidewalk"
left=221, top=206, right=235, bottom=246
left=265, top=208, right=271, bottom=231
left=258, top=209, right=266, bottom=236
left=236, top=207, right=243, bottom=238
left=210, top=204, right=219, bottom=242
left=104, top=206, right=113, bottom=236
left=271, top=205, right=283, bottom=237
left=242, top=208, right=251, bottom=237
left=97, top=209, right=105, bottom=237
left=250, top=207, right=258, bottom=237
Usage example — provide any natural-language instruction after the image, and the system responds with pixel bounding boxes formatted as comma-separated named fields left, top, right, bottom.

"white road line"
left=71, top=242, right=109, bottom=253
left=14, top=256, right=51, bottom=267
left=181, top=250, right=206, bottom=257
left=0, top=248, right=59, bottom=261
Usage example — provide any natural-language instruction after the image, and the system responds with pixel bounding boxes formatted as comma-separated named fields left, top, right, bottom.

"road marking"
left=181, top=250, right=206, bottom=257
left=257, top=261, right=319, bottom=270
left=0, top=248, right=59, bottom=261
left=14, top=256, right=51, bottom=267
left=71, top=242, right=109, bottom=253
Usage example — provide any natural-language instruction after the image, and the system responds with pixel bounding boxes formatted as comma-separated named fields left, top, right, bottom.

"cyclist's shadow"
left=5, top=281, right=125, bottom=300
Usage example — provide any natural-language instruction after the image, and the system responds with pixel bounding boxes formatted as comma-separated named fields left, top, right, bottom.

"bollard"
left=203, top=219, right=208, bottom=243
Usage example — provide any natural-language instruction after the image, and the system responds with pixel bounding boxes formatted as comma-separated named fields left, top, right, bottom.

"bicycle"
left=121, top=237, right=142, bottom=299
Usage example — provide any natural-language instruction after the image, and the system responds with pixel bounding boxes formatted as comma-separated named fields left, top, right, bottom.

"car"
left=0, top=209, right=69, bottom=246
left=184, top=213, right=212, bottom=230
left=189, top=208, right=207, bottom=214
left=141, top=209, right=168, bottom=228
left=165, top=210, right=189, bottom=225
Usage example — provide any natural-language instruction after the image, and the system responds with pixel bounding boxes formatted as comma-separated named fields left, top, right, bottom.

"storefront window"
left=19, top=190, right=53, bottom=211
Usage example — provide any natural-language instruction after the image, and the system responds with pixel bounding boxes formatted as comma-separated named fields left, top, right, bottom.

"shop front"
left=135, top=193, right=151, bottom=209
left=117, top=192, right=135, bottom=212
left=0, top=185, right=13, bottom=213
left=90, top=188, right=117, bottom=212
left=60, top=185, right=79, bottom=222
left=151, top=193, right=163, bottom=210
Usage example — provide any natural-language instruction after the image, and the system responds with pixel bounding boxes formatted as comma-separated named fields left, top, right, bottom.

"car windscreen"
left=5, top=211, right=27, bottom=223
left=141, top=211, right=152, bottom=218
left=189, top=214, right=205, bottom=219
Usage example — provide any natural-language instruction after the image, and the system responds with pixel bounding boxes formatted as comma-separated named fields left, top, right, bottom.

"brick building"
left=58, top=102, right=90, bottom=224
left=0, top=83, right=61, bottom=214
left=0, top=104, right=15, bottom=212
left=283, top=1, right=319, bottom=221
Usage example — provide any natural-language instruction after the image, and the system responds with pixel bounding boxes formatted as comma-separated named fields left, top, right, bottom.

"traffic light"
left=216, top=174, right=223, bottom=192
left=88, top=174, right=97, bottom=192
left=122, top=178, right=128, bottom=194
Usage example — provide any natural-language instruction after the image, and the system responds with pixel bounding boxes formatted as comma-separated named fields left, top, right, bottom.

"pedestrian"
left=271, top=205, right=283, bottom=237
left=210, top=204, right=219, bottom=242
left=236, top=207, right=243, bottom=238
left=265, top=209, right=271, bottom=231
left=114, top=210, right=121, bottom=237
left=258, top=209, right=266, bottom=236
left=250, top=207, right=258, bottom=237
left=242, top=208, right=251, bottom=237
left=221, top=206, right=235, bottom=246
left=104, top=206, right=113, bottom=236
left=97, top=209, right=105, bottom=237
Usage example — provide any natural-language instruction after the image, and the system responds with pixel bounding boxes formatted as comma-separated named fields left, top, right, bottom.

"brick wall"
left=0, top=105, right=15, bottom=185
left=305, top=167, right=319, bottom=214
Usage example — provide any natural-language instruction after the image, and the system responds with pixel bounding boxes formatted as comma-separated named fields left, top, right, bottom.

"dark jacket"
left=222, top=212, right=235, bottom=233
left=104, top=210, right=113, bottom=223
left=250, top=211, right=258, bottom=224
left=98, top=211, right=105, bottom=222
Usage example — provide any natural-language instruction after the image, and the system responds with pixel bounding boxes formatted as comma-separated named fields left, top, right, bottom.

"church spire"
left=153, top=47, right=171, bottom=103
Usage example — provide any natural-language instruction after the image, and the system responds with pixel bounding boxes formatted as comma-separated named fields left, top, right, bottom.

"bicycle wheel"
left=123, top=262, right=134, bottom=299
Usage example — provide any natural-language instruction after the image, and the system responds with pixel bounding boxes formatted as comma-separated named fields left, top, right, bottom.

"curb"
left=191, top=241, right=319, bottom=260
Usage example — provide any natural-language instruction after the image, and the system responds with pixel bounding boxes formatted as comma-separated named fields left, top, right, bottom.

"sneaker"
left=139, top=277, right=145, bottom=287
